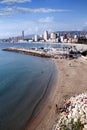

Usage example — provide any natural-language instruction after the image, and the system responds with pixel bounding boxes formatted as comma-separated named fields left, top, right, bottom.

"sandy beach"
left=25, top=56, right=87, bottom=130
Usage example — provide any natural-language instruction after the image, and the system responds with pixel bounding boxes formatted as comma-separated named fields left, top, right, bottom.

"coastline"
left=25, top=56, right=87, bottom=130
left=25, top=60, right=58, bottom=130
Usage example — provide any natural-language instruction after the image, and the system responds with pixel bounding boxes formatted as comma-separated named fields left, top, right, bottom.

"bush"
left=81, top=50, right=87, bottom=56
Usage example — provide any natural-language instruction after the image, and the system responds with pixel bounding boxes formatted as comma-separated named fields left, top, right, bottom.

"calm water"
left=0, top=43, right=57, bottom=130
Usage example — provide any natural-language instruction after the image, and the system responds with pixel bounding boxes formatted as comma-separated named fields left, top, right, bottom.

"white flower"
left=53, top=93, right=87, bottom=130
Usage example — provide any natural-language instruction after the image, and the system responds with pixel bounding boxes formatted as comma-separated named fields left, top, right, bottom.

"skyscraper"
left=34, top=35, right=38, bottom=42
left=44, top=31, right=48, bottom=41
left=50, top=32, right=56, bottom=39
left=22, top=31, right=24, bottom=40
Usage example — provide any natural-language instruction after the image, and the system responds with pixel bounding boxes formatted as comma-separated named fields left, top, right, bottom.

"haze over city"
left=0, top=0, right=87, bottom=38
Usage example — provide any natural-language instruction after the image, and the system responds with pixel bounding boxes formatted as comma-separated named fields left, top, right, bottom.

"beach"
left=25, top=56, right=87, bottom=130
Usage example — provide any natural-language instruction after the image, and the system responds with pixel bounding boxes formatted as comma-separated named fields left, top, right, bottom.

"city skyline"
left=0, top=0, right=87, bottom=38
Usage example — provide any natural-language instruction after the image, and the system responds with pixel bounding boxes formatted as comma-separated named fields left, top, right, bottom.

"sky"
left=0, top=0, right=87, bottom=38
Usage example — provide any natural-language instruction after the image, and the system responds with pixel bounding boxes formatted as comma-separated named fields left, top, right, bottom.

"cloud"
left=0, top=7, right=16, bottom=16
left=0, top=7, right=70, bottom=16
left=0, top=17, right=74, bottom=38
left=0, top=7, right=14, bottom=16
left=0, top=0, right=31, bottom=4
left=16, top=7, right=70, bottom=13
left=38, top=17, right=54, bottom=23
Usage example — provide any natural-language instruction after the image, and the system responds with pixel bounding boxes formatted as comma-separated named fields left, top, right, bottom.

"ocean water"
left=0, top=43, right=57, bottom=130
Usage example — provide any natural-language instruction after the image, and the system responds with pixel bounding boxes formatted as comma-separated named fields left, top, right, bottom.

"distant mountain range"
left=24, top=31, right=87, bottom=39
left=83, top=26, right=87, bottom=31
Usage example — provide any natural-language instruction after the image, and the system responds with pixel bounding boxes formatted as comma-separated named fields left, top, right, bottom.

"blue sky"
left=0, top=0, right=87, bottom=38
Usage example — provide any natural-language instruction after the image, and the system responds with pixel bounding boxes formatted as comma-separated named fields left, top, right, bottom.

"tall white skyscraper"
left=44, top=31, right=48, bottom=41
left=34, top=35, right=38, bottom=42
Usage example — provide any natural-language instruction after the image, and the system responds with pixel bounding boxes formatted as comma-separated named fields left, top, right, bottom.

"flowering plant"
left=53, top=93, right=87, bottom=130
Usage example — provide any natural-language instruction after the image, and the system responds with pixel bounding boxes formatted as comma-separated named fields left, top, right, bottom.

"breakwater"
left=3, top=47, right=52, bottom=58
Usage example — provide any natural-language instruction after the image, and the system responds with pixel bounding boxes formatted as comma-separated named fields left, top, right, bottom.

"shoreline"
left=25, top=60, right=58, bottom=130
left=25, top=56, right=87, bottom=130
left=1, top=43, right=87, bottom=130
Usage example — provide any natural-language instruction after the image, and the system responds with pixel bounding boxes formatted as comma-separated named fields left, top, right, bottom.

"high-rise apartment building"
left=34, top=35, right=38, bottom=42
left=44, top=31, right=48, bottom=41
left=50, top=32, right=56, bottom=39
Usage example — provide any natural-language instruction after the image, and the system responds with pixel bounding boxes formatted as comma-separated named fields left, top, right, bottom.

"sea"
left=0, top=43, right=60, bottom=130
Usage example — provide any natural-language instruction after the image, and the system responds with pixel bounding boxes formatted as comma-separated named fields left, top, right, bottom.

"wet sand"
left=25, top=56, right=87, bottom=130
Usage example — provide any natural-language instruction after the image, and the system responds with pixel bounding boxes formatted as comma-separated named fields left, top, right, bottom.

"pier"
left=3, top=47, right=53, bottom=58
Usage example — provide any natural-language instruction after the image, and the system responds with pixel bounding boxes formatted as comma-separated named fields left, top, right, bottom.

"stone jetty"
left=3, top=47, right=53, bottom=58
left=3, top=47, right=80, bottom=59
